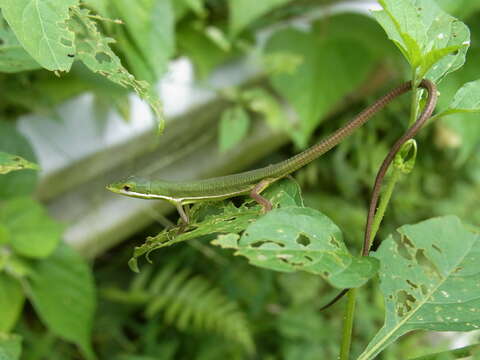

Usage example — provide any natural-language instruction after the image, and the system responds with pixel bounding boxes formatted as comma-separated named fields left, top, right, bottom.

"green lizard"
left=107, top=80, right=437, bottom=224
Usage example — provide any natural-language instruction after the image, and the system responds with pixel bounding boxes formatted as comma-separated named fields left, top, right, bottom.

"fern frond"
left=141, top=264, right=255, bottom=354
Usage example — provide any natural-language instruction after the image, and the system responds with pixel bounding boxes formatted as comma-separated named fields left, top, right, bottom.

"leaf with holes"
left=129, top=178, right=303, bottom=271
left=358, top=216, right=480, bottom=360
left=373, top=0, right=470, bottom=82
left=0, top=0, right=77, bottom=71
left=213, top=207, right=379, bottom=288
left=0, top=152, right=38, bottom=175
left=68, top=7, right=164, bottom=131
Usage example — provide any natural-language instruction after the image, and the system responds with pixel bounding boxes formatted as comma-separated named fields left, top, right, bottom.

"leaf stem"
left=409, top=343, right=480, bottom=360
left=339, top=288, right=357, bottom=360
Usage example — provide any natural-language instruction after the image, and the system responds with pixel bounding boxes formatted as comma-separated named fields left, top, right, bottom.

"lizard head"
left=106, top=176, right=152, bottom=198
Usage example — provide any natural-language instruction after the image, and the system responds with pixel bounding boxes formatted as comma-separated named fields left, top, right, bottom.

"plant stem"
left=409, top=70, right=420, bottom=126
left=339, top=288, right=357, bottom=360
left=368, top=168, right=402, bottom=251
left=409, top=343, right=480, bottom=360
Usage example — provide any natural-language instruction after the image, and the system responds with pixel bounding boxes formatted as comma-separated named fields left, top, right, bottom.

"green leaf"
left=0, top=197, right=63, bottom=259
left=0, top=275, right=24, bottom=332
left=242, top=87, right=286, bottom=130
left=69, top=7, right=164, bottom=131
left=213, top=207, right=378, bottom=288
left=129, top=178, right=303, bottom=271
left=218, top=106, right=250, bottom=152
left=265, top=26, right=374, bottom=147
left=177, top=22, right=231, bottom=78
left=373, top=0, right=470, bottom=82
left=0, top=122, right=38, bottom=199
left=0, top=0, right=77, bottom=71
left=0, top=22, right=41, bottom=73
left=28, top=244, right=96, bottom=359
left=0, top=152, right=38, bottom=175
left=111, top=0, right=175, bottom=81
left=0, top=333, right=21, bottom=360
left=229, top=0, right=290, bottom=36
left=440, top=79, right=480, bottom=116
left=358, top=216, right=480, bottom=360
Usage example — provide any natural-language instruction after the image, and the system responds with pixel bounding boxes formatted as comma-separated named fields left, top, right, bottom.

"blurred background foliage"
left=0, top=0, right=479, bottom=359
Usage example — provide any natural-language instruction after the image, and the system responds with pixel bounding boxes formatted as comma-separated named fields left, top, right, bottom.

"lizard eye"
left=123, top=185, right=131, bottom=191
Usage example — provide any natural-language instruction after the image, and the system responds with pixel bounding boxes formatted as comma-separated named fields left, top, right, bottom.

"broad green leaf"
left=0, top=333, right=21, bottom=360
left=0, top=0, right=77, bottom=71
left=213, top=207, right=378, bottom=288
left=439, top=79, right=480, bottom=116
left=111, top=0, right=175, bottom=81
left=0, top=23, right=40, bottom=73
left=0, top=275, right=24, bottom=332
left=358, top=216, right=480, bottom=360
left=69, top=7, right=164, bottom=131
left=435, top=47, right=480, bottom=164
left=265, top=26, right=374, bottom=147
left=229, top=0, right=290, bottom=36
left=0, top=197, right=63, bottom=259
left=218, top=106, right=250, bottom=152
left=373, top=0, right=470, bottom=82
left=129, top=179, right=302, bottom=271
left=28, top=244, right=96, bottom=360
left=436, top=0, right=480, bottom=19
left=0, top=152, right=38, bottom=175
left=0, top=122, right=38, bottom=199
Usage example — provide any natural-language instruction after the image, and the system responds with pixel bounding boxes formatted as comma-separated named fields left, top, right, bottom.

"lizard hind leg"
left=250, top=179, right=273, bottom=213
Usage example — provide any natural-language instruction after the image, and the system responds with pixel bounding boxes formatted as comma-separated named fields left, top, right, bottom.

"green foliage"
left=213, top=207, right=379, bottom=288
left=218, top=105, right=250, bottom=152
left=0, top=197, right=63, bottom=258
left=229, top=0, right=290, bottom=35
left=0, top=275, right=24, bottom=332
left=0, top=122, right=38, bottom=199
left=0, top=333, right=21, bottom=360
left=0, top=22, right=40, bottom=73
left=265, top=20, right=375, bottom=147
left=103, top=263, right=254, bottom=355
left=0, top=0, right=78, bottom=72
left=0, top=152, right=38, bottom=175
left=359, top=216, right=480, bottom=359
left=373, top=0, right=470, bottom=83
left=438, top=79, right=480, bottom=115
left=109, top=0, right=175, bottom=82
left=1, top=0, right=480, bottom=359
left=28, top=244, right=96, bottom=359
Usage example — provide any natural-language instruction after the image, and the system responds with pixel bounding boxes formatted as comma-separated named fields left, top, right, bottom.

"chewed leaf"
left=69, top=7, right=164, bottom=131
left=0, top=152, right=38, bottom=175
left=373, top=0, right=470, bottom=82
left=129, top=178, right=304, bottom=271
left=214, top=207, right=379, bottom=288
left=0, top=0, right=77, bottom=71
left=358, top=216, right=480, bottom=360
